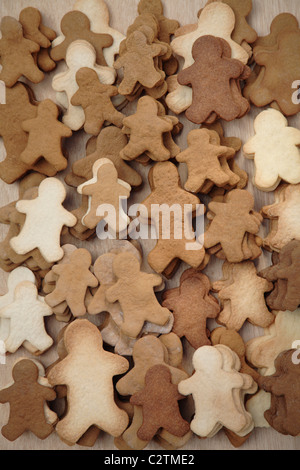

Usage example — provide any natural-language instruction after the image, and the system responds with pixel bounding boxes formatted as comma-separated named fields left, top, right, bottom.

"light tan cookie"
left=45, top=248, right=98, bottom=317
left=176, top=128, right=235, bottom=192
left=212, top=261, right=274, bottom=331
left=106, top=252, right=171, bottom=338
left=71, top=67, right=124, bottom=135
left=47, top=319, right=129, bottom=445
left=77, top=158, right=131, bottom=235
left=204, top=189, right=261, bottom=263
left=139, top=162, right=205, bottom=275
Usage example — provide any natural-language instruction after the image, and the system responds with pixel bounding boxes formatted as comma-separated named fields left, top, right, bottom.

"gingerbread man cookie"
left=71, top=67, right=124, bottom=135
left=21, top=99, right=72, bottom=173
left=0, top=16, right=44, bottom=87
left=106, top=252, right=171, bottom=338
left=0, top=359, right=56, bottom=441
left=10, top=178, right=77, bottom=263
left=47, top=319, right=129, bottom=444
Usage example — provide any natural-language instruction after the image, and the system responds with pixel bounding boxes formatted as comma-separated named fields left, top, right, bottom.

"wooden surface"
left=0, top=0, right=299, bottom=451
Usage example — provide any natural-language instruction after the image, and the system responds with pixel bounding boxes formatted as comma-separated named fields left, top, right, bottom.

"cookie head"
left=60, top=11, right=91, bottom=36
left=200, top=2, right=235, bottom=36
left=7, top=267, right=35, bottom=291
left=38, top=178, right=66, bottom=204
left=180, top=277, right=206, bottom=297
left=126, top=30, right=148, bottom=52
left=70, top=248, right=92, bottom=269
left=66, top=40, right=96, bottom=68
left=96, top=126, right=128, bottom=155
left=191, top=35, right=224, bottom=62
left=144, top=364, right=172, bottom=386
left=12, top=359, right=39, bottom=383
left=193, top=345, right=222, bottom=372
left=187, top=129, right=210, bottom=146
left=64, top=319, right=103, bottom=353
left=226, top=189, right=254, bottom=211
left=96, top=161, right=118, bottom=184
left=1, top=17, right=23, bottom=41
left=132, top=335, right=165, bottom=363
left=93, top=253, right=115, bottom=284
left=137, top=95, right=158, bottom=115
left=19, top=7, right=41, bottom=31
left=138, top=0, right=163, bottom=16
left=152, top=162, right=179, bottom=188
left=14, top=281, right=37, bottom=300
left=75, top=67, right=98, bottom=88
left=254, top=109, right=287, bottom=134
left=38, top=99, right=59, bottom=120
left=113, top=252, right=140, bottom=278
left=270, top=13, right=299, bottom=36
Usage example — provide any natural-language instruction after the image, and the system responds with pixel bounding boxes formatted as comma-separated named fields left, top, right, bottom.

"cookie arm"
left=245, top=214, right=260, bottom=234
left=147, top=273, right=164, bottom=287
left=109, top=353, right=129, bottom=376
left=177, top=68, right=192, bottom=87
left=0, top=385, right=13, bottom=403
left=57, top=121, right=72, bottom=138
left=130, top=390, right=145, bottom=407
left=105, top=283, right=120, bottom=303
left=218, top=145, right=235, bottom=159
left=177, top=376, right=194, bottom=396
left=243, top=135, right=258, bottom=157
left=0, top=305, right=12, bottom=319
left=41, top=385, right=56, bottom=402
left=254, top=49, right=274, bottom=66
left=287, top=127, right=300, bottom=146
left=207, top=201, right=223, bottom=216
left=60, top=208, right=77, bottom=228
left=175, top=149, right=190, bottom=164
left=151, top=43, right=163, bottom=58
left=52, top=71, right=71, bottom=92
left=162, top=297, right=176, bottom=311
left=21, top=118, right=35, bottom=133
left=262, top=203, right=283, bottom=219
left=70, top=89, right=83, bottom=107
left=114, top=56, right=125, bottom=70
left=223, top=58, right=244, bottom=79
left=25, top=37, right=40, bottom=54
left=47, top=360, right=69, bottom=386
left=15, top=199, right=35, bottom=215
left=87, top=271, right=99, bottom=288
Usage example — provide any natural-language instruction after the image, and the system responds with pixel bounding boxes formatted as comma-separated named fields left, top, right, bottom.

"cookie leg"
left=30, top=420, right=54, bottom=440
left=2, top=420, right=25, bottom=441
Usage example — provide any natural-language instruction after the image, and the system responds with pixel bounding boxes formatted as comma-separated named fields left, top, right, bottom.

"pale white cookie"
left=0, top=281, right=53, bottom=354
left=10, top=178, right=77, bottom=263
left=243, top=109, right=300, bottom=191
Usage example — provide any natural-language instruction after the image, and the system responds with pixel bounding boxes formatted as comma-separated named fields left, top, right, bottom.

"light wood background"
left=0, top=0, right=299, bottom=451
